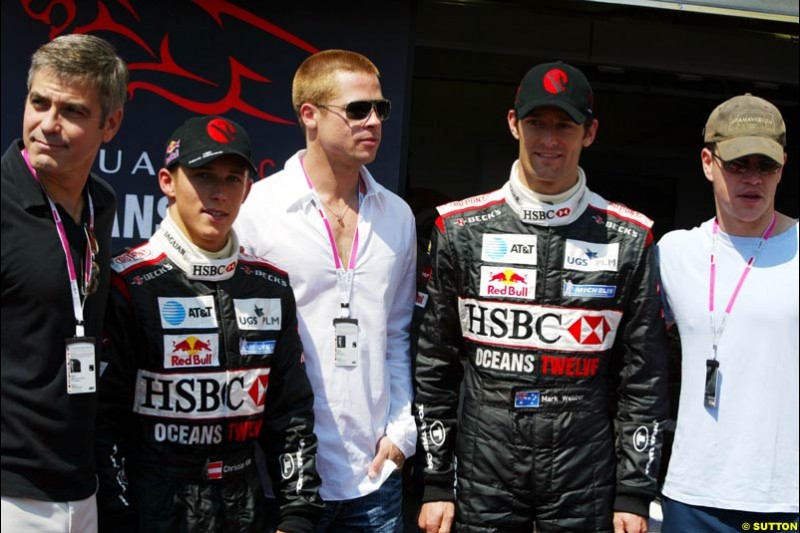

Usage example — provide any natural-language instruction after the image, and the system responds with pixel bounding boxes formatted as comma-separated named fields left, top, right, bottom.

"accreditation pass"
left=66, top=337, right=96, bottom=394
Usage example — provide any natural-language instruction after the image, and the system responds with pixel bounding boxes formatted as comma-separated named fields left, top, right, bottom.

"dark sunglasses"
left=316, top=99, right=391, bottom=121
left=83, top=224, right=99, bottom=296
left=712, top=152, right=783, bottom=176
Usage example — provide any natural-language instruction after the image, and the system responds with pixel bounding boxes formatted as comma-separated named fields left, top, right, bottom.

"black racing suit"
left=96, top=220, right=322, bottom=533
left=414, top=169, right=669, bottom=532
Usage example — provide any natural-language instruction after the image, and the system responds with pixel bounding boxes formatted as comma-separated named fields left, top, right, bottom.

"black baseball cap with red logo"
left=514, top=61, right=594, bottom=124
left=164, top=115, right=257, bottom=175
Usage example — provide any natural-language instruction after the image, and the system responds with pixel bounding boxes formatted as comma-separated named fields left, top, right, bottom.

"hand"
left=613, top=511, right=648, bottom=533
left=367, top=436, right=405, bottom=479
left=418, top=501, right=455, bottom=533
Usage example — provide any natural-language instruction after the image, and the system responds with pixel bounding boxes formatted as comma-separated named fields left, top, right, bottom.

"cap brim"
left=517, top=99, right=588, bottom=124
left=181, top=149, right=258, bottom=176
left=716, top=137, right=784, bottom=165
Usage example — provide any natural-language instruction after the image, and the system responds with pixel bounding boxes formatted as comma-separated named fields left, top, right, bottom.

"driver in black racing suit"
left=414, top=62, right=669, bottom=533
left=96, top=116, right=322, bottom=532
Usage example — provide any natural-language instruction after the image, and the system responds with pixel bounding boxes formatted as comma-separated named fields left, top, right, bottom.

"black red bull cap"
left=164, top=115, right=257, bottom=175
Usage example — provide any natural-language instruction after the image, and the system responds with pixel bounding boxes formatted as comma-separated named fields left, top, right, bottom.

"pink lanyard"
left=708, top=213, right=776, bottom=360
left=22, top=148, right=95, bottom=337
left=300, top=158, right=365, bottom=317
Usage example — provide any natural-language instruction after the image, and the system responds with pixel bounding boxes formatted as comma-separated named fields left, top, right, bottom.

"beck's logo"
left=454, top=209, right=502, bottom=227
left=479, top=266, right=536, bottom=300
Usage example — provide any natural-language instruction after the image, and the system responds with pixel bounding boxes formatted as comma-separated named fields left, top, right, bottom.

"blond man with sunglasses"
left=1, top=34, right=127, bottom=532
left=236, top=50, right=417, bottom=532
left=657, top=95, right=799, bottom=531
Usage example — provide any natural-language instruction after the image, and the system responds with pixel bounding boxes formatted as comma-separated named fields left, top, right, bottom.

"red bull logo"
left=480, top=266, right=537, bottom=300
left=173, top=336, right=212, bottom=355
left=488, top=269, right=527, bottom=285
left=164, top=334, right=219, bottom=368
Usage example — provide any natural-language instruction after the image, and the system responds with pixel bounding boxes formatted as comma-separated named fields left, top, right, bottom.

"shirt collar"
left=503, top=160, right=589, bottom=226
left=8, top=140, right=48, bottom=211
left=10, top=139, right=112, bottom=217
left=283, top=149, right=385, bottom=212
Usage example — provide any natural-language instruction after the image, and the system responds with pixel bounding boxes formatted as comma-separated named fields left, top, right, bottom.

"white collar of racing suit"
left=503, top=160, right=589, bottom=226
left=152, top=211, right=239, bottom=281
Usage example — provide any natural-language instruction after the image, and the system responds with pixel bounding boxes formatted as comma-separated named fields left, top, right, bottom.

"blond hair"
left=292, top=50, right=379, bottom=120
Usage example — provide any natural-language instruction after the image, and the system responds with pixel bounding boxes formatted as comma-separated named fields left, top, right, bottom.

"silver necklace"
left=321, top=194, right=355, bottom=223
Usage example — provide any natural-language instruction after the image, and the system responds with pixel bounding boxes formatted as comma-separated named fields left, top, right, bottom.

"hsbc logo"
left=189, top=260, right=237, bottom=280
left=458, top=298, right=621, bottom=352
left=415, top=291, right=429, bottom=308
left=522, top=207, right=570, bottom=221
left=568, top=315, right=612, bottom=345
left=133, top=368, right=270, bottom=420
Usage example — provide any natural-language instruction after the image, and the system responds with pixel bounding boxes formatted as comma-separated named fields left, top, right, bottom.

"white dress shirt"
left=235, top=150, right=417, bottom=500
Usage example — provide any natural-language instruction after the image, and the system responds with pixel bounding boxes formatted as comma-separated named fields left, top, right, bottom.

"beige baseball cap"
left=703, top=94, right=786, bottom=164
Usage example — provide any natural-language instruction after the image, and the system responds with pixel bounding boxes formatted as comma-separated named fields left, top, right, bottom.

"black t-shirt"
left=1, top=140, right=116, bottom=501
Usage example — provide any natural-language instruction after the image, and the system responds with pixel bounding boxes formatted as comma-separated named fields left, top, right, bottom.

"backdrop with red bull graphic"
left=0, top=0, right=414, bottom=250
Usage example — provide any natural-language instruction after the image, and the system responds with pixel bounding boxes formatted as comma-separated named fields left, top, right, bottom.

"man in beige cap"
left=657, top=94, right=798, bottom=531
